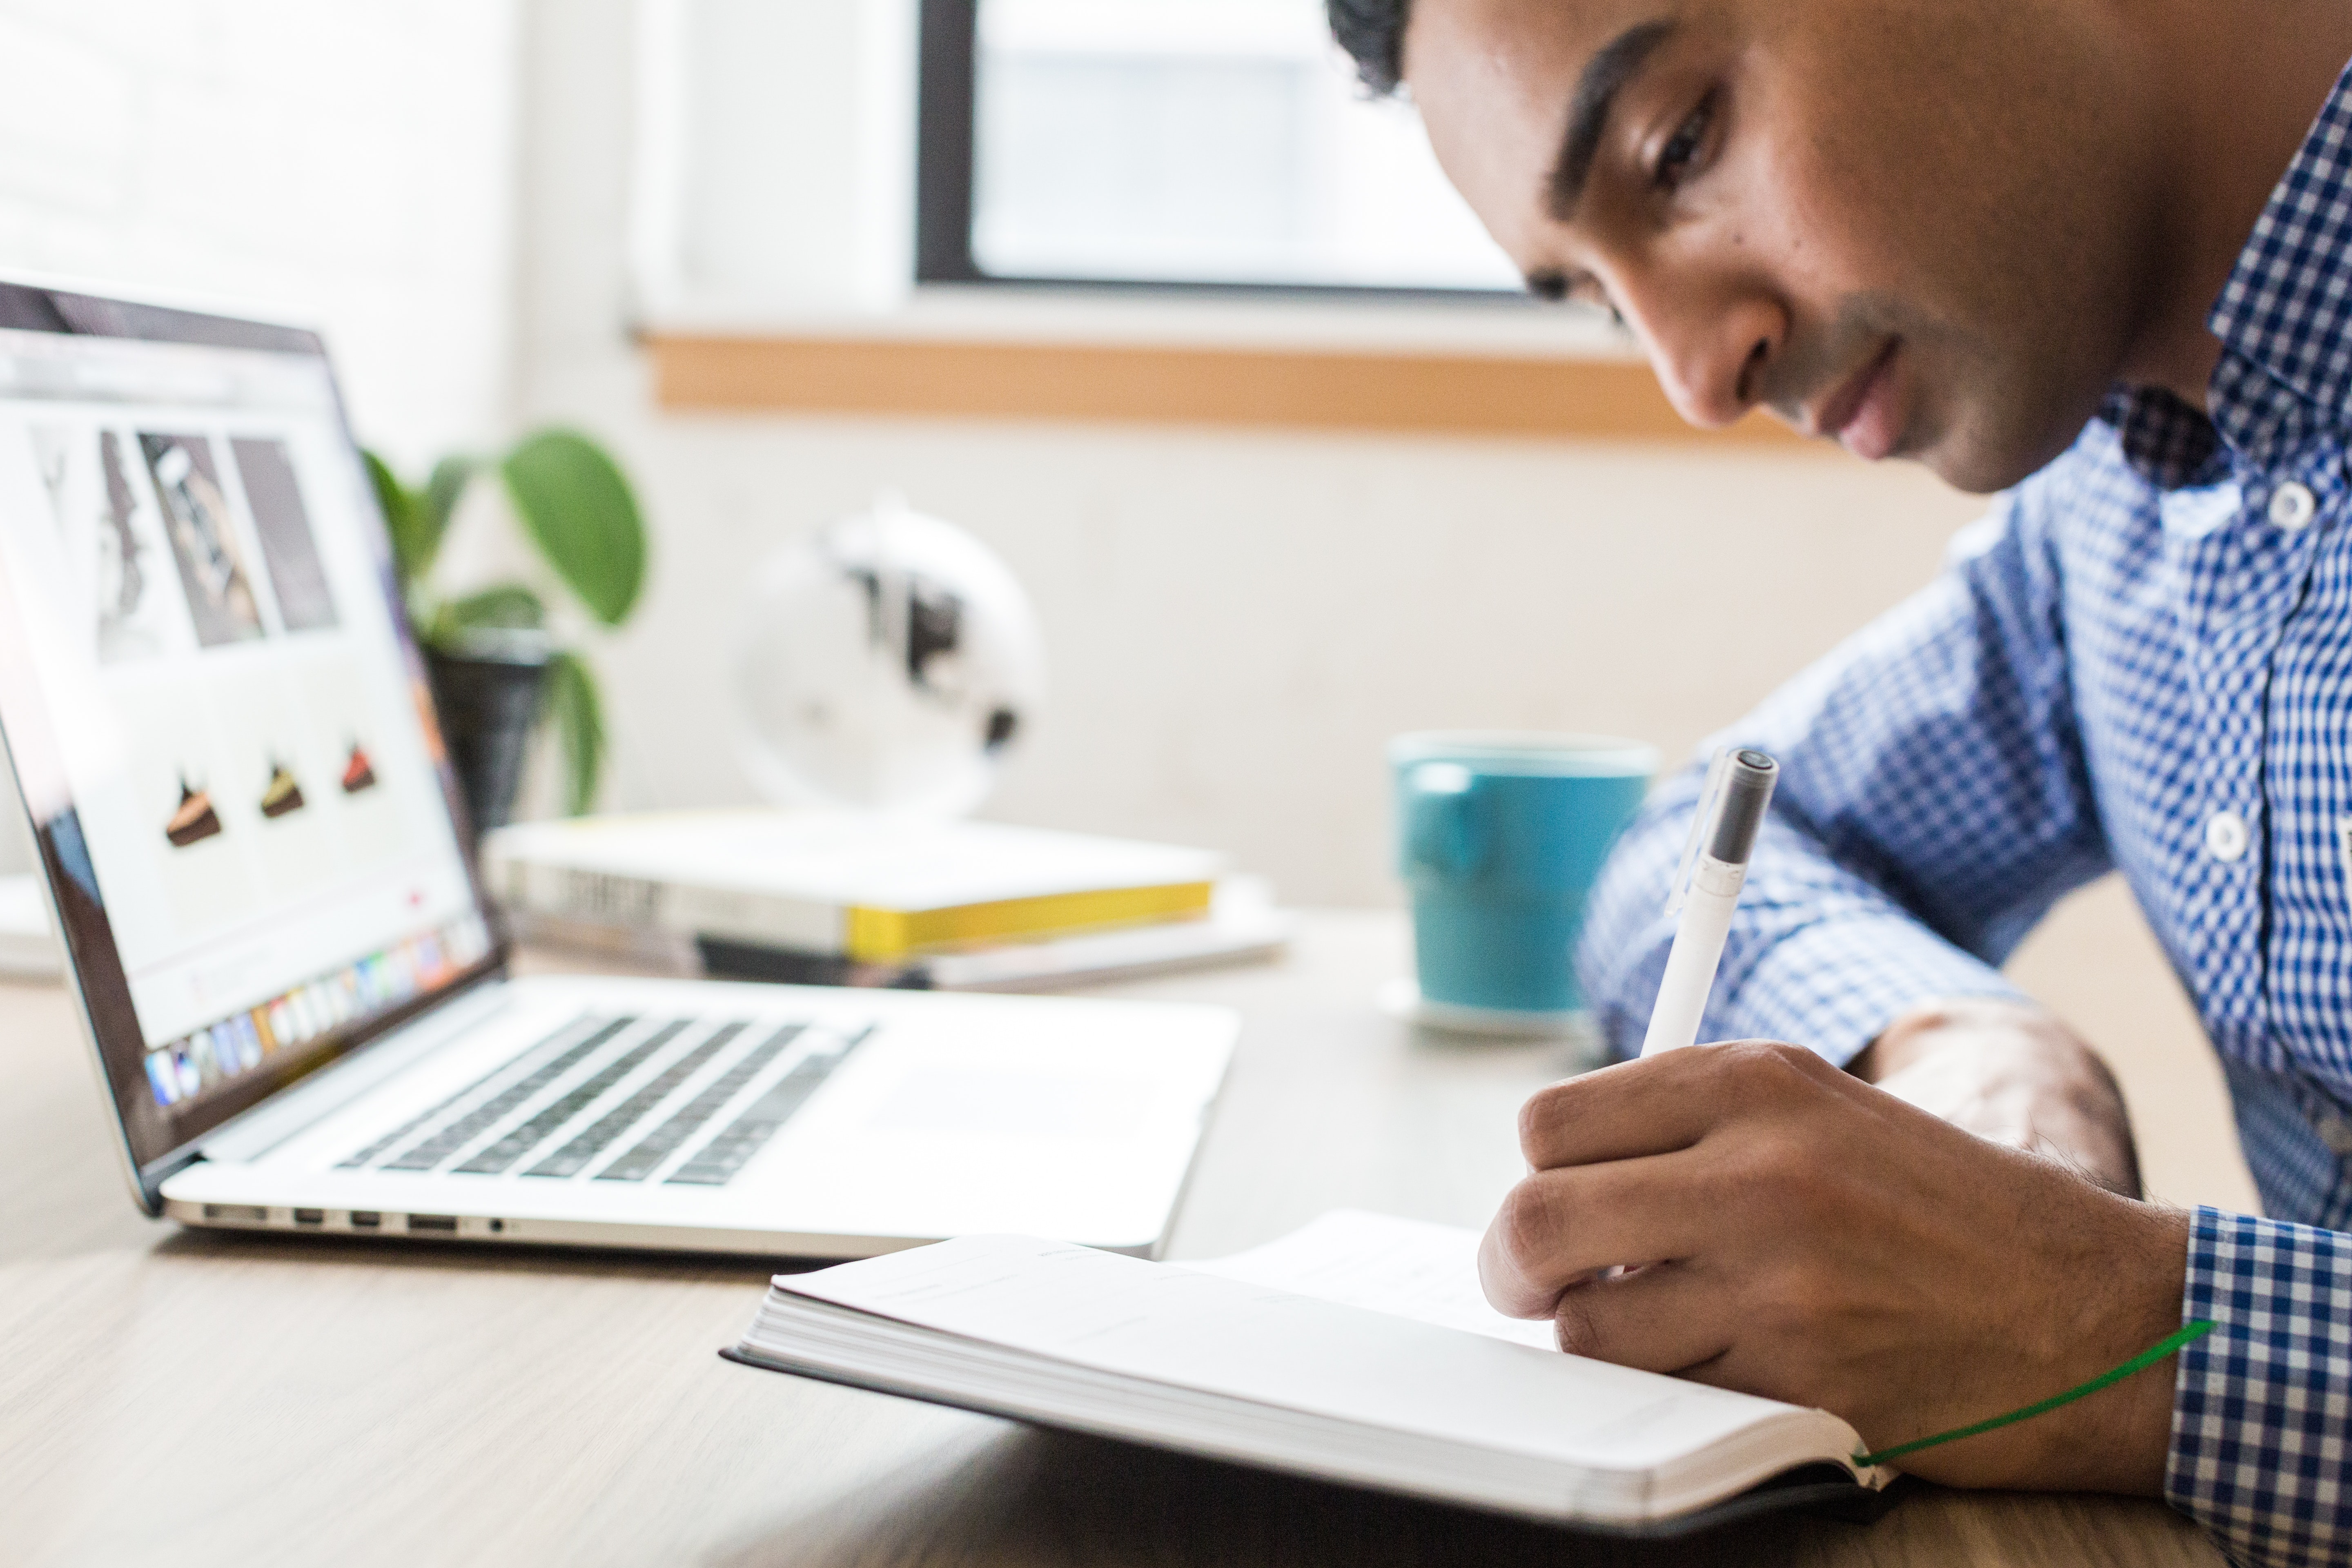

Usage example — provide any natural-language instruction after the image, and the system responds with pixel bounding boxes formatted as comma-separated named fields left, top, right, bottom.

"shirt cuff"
left=2167, top=1207, right=2352, bottom=1567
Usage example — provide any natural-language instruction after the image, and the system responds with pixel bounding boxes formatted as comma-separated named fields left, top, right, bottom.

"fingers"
left=1517, top=1038, right=1849, bottom=1171
left=1546, top=1260, right=1735, bottom=1376
left=1478, top=1154, right=1715, bottom=1319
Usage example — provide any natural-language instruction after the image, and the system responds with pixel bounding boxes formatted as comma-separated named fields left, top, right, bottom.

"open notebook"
left=724, top=1211, right=1893, bottom=1533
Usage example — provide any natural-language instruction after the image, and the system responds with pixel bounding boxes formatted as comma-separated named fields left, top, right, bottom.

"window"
left=917, top=0, right=1521, bottom=294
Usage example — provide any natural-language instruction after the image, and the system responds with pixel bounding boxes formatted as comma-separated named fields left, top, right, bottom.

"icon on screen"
left=165, top=776, right=223, bottom=847
left=258, top=758, right=306, bottom=819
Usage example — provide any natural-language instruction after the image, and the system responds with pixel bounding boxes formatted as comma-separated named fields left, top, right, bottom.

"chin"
left=1918, top=409, right=2094, bottom=495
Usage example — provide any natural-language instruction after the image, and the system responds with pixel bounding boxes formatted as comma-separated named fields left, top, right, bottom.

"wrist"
left=2014, top=1198, right=2191, bottom=1494
left=1886, top=1185, right=2191, bottom=1494
left=1853, top=997, right=2143, bottom=1197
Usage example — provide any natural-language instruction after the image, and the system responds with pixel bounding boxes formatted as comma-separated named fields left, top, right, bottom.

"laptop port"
left=202, top=1203, right=268, bottom=1224
left=348, top=1210, right=382, bottom=1229
left=293, top=1208, right=325, bottom=1226
left=407, top=1214, right=459, bottom=1234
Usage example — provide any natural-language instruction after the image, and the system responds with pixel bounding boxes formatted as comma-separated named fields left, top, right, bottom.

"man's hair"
left=1328, top=0, right=1410, bottom=96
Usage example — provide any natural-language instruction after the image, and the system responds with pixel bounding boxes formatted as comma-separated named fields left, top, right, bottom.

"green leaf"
left=443, top=584, right=548, bottom=630
left=543, top=648, right=606, bottom=815
left=500, top=428, right=647, bottom=628
left=362, top=449, right=427, bottom=589
left=423, top=456, right=478, bottom=552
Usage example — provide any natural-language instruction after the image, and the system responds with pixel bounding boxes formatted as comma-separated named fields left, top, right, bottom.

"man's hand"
left=1851, top=997, right=2143, bottom=1197
left=1479, top=1041, right=2189, bottom=1492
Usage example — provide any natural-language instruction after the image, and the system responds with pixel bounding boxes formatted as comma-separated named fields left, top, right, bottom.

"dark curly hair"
left=1327, top=0, right=1412, bottom=96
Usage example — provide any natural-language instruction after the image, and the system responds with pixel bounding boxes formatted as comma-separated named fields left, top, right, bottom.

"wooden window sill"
left=645, top=331, right=1813, bottom=447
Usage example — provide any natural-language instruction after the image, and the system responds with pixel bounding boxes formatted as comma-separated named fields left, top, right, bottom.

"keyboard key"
left=522, top=1021, right=749, bottom=1179
left=595, top=1022, right=806, bottom=1183
left=381, top=1016, right=640, bottom=1173
left=452, top=1020, right=691, bottom=1176
left=342, top=1014, right=629, bottom=1171
left=666, top=1027, right=871, bottom=1187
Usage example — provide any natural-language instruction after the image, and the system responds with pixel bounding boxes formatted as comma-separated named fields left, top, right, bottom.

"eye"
left=1527, top=270, right=1626, bottom=330
left=1652, top=91, right=1717, bottom=192
left=1563, top=274, right=1626, bottom=330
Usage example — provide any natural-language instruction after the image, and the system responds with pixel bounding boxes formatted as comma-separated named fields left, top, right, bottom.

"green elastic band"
left=1852, top=1318, right=2216, bottom=1468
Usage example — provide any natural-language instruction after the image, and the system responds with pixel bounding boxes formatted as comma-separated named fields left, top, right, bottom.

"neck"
left=2117, top=0, right=2352, bottom=408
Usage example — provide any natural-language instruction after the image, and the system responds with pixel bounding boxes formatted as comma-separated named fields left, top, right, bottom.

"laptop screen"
left=0, top=285, right=497, bottom=1187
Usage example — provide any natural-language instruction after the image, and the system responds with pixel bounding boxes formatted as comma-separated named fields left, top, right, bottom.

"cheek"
left=1674, top=131, right=1878, bottom=314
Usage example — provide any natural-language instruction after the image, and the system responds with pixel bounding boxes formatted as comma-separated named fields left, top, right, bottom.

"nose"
left=1617, top=273, right=1785, bottom=430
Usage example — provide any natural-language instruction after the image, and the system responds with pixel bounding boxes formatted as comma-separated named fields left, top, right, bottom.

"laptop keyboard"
left=338, top=1012, right=871, bottom=1187
left=524, top=1020, right=748, bottom=1179
left=595, top=1021, right=804, bottom=1183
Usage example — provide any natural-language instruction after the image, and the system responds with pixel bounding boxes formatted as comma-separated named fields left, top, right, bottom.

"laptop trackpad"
left=865, top=1067, right=1153, bottom=1139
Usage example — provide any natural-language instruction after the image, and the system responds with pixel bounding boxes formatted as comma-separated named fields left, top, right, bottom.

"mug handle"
left=1402, top=762, right=1487, bottom=878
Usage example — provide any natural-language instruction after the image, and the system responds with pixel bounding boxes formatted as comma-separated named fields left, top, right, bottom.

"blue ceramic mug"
left=1391, top=732, right=1657, bottom=1020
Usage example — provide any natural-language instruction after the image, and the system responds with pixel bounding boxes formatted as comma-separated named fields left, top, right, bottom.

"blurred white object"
left=0, top=874, right=61, bottom=980
left=733, top=496, right=1047, bottom=816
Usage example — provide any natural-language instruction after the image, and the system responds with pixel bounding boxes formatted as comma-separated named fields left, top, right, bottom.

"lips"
left=1811, top=339, right=1904, bottom=460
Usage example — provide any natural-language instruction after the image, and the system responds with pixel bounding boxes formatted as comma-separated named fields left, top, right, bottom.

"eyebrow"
left=1545, top=18, right=1679, bottom=222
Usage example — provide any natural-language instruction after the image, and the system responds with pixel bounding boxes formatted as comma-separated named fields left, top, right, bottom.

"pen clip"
left=1666, top=747, right=1733, bottom=917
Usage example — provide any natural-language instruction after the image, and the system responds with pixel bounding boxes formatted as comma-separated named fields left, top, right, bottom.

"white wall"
left=0, top=0, right=522, bottom=873
left=0, top=0, right=521, bottom=472
left=518, top=0, right=1986, bottom=907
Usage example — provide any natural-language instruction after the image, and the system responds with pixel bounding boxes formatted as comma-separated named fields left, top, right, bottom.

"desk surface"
left=0, top=913, right=2221, bottom=1567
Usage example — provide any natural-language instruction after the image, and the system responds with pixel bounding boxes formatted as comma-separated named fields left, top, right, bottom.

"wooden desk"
left=0, top=914, right=2221, bottom=1567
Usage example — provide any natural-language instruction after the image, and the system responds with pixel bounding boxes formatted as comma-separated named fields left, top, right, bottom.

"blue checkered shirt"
left=1579, top=64, right=2352, bottom=1568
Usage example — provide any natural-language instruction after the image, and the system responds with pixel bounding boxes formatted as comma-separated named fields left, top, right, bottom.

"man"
left=1325, top=0, right=2352, bottom=1561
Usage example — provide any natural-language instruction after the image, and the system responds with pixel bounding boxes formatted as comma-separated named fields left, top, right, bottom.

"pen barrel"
left=1639, top=867, right=1743, bottom=1056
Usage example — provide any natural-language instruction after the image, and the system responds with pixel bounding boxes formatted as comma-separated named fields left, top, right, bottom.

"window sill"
left=640, top=287, right=1814, bottom=446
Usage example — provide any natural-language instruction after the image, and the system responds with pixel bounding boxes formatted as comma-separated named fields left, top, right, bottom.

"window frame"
left=912, top=0, right=1523, bottom=300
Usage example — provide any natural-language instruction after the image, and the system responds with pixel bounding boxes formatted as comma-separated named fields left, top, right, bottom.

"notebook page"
left=775, top=1234, right=1805, bottom=1474
left=1181, top=1210, right=1557, bottom=1350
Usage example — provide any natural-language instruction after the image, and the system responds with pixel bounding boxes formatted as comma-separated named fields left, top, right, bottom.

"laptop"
left=0, top=278, right=1236, bottom=1258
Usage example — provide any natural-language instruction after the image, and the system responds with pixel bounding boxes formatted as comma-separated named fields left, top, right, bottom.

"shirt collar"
left=2102, top=54, right=2352, bottom=487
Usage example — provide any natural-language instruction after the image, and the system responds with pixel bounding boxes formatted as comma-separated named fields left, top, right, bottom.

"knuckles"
left=1516, top=1080, right=1581, bottom=1160
left=1704, top=1037, right=1841, bottom=1101
left=1490, top=1176, right=1569, bottom=1284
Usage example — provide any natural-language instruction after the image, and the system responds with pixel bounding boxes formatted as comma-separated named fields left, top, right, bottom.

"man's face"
left=1405, top=0, right=2167, bottom=492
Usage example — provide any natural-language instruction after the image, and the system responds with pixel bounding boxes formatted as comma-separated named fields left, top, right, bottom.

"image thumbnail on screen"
left=231, top=436, right=339, bottom=633
left=139, top=432, right=263, bottom=648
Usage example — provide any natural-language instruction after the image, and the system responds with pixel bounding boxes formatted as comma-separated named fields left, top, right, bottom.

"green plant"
left=363, top=428, right=648, bottom=815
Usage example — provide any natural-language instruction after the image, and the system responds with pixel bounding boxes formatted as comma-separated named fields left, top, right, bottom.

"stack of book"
left=481, top=808, right=1293, bottom=991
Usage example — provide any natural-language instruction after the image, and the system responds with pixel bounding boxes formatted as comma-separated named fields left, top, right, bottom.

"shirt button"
left=2268, top=481, right=2316, bottom=529
left=2206, top=809, right=2250, bottom=862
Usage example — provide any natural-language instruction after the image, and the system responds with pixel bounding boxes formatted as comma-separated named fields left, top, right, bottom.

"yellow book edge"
left=843, top=881, right=1216, bottom=961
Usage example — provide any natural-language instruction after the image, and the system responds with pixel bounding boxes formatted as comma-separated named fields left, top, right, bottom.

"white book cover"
left=483, top=809, right=1226, bottom=953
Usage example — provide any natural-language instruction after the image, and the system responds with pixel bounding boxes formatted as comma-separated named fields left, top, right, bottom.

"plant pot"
left=425, top=629, right=554, bottom=852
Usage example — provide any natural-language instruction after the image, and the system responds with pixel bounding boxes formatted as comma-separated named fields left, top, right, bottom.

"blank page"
left=1183, top=1210, right=1557, bottom=1349
left=777, top=1233, right=1801, bottom=1474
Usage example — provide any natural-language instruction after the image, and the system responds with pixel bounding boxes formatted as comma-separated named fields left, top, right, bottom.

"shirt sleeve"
left=1575, top=487, right=2114, bottom=1065
left=2169, top=1209, right=2352, bottom=1568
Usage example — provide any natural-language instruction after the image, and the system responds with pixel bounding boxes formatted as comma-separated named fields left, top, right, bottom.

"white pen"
left=1639, top=747, right=1779, bottom=1057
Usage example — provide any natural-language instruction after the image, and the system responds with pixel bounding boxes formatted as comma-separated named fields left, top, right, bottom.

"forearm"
left=1851, top=996, right=2143, bottom=1198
